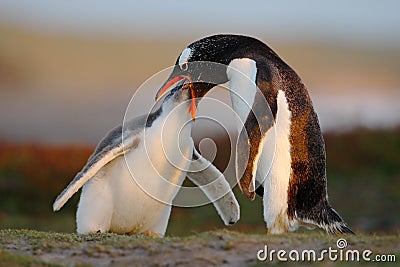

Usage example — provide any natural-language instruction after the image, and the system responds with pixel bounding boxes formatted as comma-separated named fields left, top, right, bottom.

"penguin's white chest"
left=257, top=90, right=298, bottom=233
left=128, top=115, right=193, bottom=204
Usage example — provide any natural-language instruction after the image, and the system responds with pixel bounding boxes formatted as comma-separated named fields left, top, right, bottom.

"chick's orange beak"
left=155, top=75, right=197, bottom=121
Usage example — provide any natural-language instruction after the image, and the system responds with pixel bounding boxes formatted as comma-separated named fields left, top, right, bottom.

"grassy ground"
left=0, top=229, right=398, bottom=266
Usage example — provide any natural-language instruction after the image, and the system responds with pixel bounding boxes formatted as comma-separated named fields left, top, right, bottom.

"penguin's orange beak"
left=185, top=83, right=197, bottom=121
left=155, top=75, right=197, bottom=121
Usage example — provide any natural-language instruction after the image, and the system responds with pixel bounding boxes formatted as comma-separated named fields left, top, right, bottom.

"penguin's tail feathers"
left=323, top=215, right=355, bottom=235
left=297, top=201, right=355, bottom=235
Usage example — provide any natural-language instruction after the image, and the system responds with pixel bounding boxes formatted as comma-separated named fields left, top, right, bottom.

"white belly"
left=258, top=90, right=298, bottom=233
left=88, top=154, right=170, bottom=234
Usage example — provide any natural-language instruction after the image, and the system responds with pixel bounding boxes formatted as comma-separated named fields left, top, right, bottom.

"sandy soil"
left=1, top=229, right=399, bottom=266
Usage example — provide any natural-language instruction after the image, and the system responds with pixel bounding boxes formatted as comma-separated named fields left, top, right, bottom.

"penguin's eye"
left=180, top=62, right=188, bottom=71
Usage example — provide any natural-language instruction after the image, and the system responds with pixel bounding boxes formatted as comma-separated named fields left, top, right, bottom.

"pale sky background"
left=1, top=0, right=399, bottom=45
left=0, top=1, right=399, bottom=144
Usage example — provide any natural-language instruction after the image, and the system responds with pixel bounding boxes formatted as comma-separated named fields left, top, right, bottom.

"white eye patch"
left=178, top=47, right=192, bottom=70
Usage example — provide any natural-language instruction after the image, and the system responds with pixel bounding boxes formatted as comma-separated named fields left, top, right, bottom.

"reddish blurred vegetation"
left=0, top=143, right=93, bottom=215
left=0, top=128, right=399, bottom=234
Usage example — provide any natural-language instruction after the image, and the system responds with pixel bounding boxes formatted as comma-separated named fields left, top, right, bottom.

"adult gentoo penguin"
left=157, top=34, right=353, bottom=234
left=53, top=81, right=240, bottom=237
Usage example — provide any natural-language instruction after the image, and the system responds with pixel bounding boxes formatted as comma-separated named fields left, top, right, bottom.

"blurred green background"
left=0, top=1, right=399, bottom=235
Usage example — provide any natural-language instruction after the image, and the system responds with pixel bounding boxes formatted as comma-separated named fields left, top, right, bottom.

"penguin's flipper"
left=236, top=90, right=274, bottom=200
left=187, top=146, right=240, bottom=225
left=52, top=129, right=141, bottom=212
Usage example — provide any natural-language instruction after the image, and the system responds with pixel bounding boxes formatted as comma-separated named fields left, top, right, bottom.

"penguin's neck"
left=148, top=95, right=193, bottom=145
left=144, top=95, right=194, bottom=186
left=160, top=96, right=192, bottom=126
